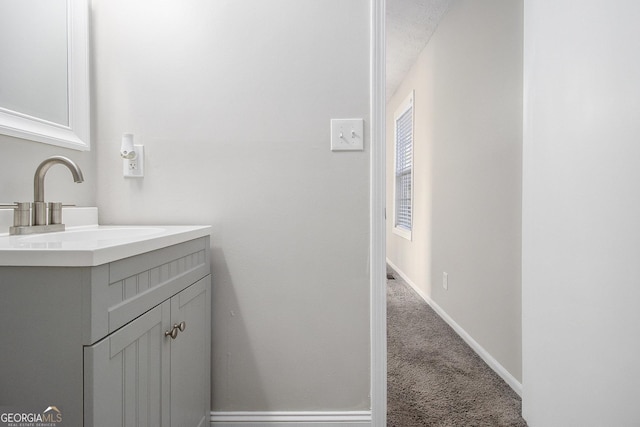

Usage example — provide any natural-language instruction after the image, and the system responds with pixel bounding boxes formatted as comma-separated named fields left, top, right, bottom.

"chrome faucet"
left=34, top=156, right=84, bottom=204
left=6, top=156, right=84, bottom=235
left=31, top=156, right=84, bottom=225
left=32, top=156, right=84, bottom=226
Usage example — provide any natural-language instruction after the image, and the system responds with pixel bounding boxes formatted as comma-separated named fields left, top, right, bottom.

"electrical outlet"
left=443, top=272, right=448, bottom=290
left=123, top=145, right=144, bottom=178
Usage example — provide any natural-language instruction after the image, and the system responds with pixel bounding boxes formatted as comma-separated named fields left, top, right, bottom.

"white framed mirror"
left=0, top=0, right=90, bottom=151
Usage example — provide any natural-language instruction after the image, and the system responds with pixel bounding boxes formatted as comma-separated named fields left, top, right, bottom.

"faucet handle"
left=48, top=202, right=63, bottom=225
left=0, top=202, right=31, bottom=227
left=13, top=202, right=31, bottom=227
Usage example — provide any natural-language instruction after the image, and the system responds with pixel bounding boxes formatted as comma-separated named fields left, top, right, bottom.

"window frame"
left=392, top=90, right=414, bottom=241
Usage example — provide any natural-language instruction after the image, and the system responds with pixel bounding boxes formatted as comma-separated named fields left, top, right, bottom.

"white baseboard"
left=210, top=411, right=372, bottom=427
left=386, top=259, right=523, bottom=397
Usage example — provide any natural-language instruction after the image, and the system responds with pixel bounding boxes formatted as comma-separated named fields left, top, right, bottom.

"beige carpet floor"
left=387, top=268, right=527, bottom=426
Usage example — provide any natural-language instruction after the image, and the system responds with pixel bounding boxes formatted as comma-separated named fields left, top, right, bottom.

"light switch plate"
left=331, top=119, right=364, bottom=151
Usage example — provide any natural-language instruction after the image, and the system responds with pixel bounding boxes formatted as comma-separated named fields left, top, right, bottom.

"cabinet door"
left=84, top=301, right=171, bottom=427
left=170, top=275, right=211, bottom=427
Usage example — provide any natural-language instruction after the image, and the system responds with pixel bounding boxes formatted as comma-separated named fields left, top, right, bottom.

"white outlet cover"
left=331, top=119, right=364, bottom=151
left=123, top=145, right=144, bottom=178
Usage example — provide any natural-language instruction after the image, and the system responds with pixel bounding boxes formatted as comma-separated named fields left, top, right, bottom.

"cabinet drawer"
left=84, top=236, right=210, bottom=344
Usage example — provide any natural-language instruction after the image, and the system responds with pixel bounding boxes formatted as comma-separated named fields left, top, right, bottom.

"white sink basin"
left=17, top=227, right=164, bottom=243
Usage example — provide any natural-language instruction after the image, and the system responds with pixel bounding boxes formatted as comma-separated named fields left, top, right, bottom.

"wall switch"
left=331, top=119, right=364, bottom=151
left=443, top=272, right=448, bottom=290
left=123, top=145, right=144, bottom=178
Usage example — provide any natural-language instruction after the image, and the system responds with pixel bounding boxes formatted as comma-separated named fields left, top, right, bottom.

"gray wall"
left=0, top=134, right=95, bottom=206
left=386, top=0, right=523, bottom=383
left=91, top=0, right=371, bottom=412
left=522, top=0, right=640, bottom=425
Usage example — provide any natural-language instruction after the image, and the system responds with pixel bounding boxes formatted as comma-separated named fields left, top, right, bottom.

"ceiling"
left=386, top=0, right=452, bottom=100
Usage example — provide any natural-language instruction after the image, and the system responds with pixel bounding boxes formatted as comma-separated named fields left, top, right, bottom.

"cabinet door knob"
left=164, top=322, right=186, bottom=339
left=165, top=327, right=178, bottom=339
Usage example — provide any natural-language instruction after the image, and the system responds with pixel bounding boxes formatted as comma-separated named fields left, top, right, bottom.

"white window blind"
left=394, top=92, right=414, bottom=239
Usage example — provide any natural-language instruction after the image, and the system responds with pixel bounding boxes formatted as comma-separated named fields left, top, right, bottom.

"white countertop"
left=0, top=224, right=211, bottom=267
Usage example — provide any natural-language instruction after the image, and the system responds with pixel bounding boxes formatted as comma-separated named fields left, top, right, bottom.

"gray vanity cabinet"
left=85, top=276, right=210, bottom=427
left=0, top=236, right=211, bottom=427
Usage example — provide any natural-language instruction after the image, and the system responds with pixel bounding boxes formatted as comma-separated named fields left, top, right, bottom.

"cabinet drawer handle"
left=177, top=321, right=186, bottom=332
left=165, top=327, right=178, bottom=339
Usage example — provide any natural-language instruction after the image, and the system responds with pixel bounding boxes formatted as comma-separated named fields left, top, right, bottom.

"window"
left=393, top=91, right=414, bottom=240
